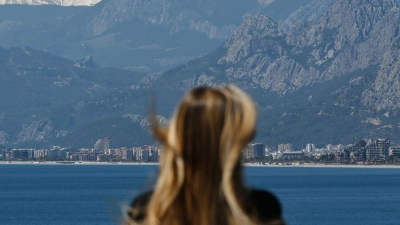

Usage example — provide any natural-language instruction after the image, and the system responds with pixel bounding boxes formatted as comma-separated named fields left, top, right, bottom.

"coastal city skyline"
left=2, top=137, right=400, bottom=164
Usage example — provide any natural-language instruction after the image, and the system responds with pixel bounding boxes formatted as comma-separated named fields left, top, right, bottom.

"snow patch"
left=0, top=0, right=101, bottom=6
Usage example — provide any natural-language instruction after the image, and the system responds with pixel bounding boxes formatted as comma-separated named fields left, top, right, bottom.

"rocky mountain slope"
left=0, top=0, right=312, bottom=72
left=281, top=0, right=336, bottom=32
left=4, top=0, right=400, bottom=148
left=0, top=46, right=156, bottom=148
left=150, top=0, right=400, bottom=147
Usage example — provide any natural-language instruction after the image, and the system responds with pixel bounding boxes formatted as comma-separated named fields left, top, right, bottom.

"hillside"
left=152, top=0, right=400, bottom=148
left=0, top=0, right=313, bottom=73
left=0, top=46, right=155, bottom=148
left=3, top=0, right=400, bottom=149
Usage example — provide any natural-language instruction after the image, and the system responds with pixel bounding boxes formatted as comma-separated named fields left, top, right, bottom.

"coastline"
left=1, top=161, right=400, bottom=168
left=0, top=161, right=159, bottom=166
left=244, top=163, right=400, bottom=169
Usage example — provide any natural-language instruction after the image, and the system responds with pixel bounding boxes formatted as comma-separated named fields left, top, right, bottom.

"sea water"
left=0, top=164, right=399, bottom=225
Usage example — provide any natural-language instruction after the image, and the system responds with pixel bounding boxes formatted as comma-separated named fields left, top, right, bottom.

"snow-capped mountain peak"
left=0, top=0, right=102, bottom=6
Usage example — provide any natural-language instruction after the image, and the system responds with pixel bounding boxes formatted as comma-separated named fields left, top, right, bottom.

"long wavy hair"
left=129, top=84, right=259, bottom=225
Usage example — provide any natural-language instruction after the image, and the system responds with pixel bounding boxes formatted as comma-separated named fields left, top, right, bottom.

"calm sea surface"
left=0, top=164, right=399, bottom=225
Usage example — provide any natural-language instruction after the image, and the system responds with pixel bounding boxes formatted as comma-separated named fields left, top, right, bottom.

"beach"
left=244, top=162, right=400, bottom=168
left=0, top=161, right=159, bottom=166
left=1, top=160, right=400, bottom=168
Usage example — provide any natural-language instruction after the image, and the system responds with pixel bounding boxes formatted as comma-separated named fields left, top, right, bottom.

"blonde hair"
left=128, top=84, right=258, bottom=225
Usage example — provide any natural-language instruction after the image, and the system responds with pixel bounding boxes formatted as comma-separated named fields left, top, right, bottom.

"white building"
left=278, top=143, right=293, bottom=152
left=242, top=143, right=265, bottom=159
left=94, top=137, right=112, bottom=153
left=306, top=143, right=315, bottom=153
left=281, top=151, right=304, bottom=160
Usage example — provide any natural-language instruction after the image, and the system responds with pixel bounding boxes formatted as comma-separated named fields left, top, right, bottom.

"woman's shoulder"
left=129, top=189, right=284, bottom=224
left=128, top=191, right=153, bottom=222
left=248, top=188, right=283, bottom=222
left=131, top=191, right=153, bottom=207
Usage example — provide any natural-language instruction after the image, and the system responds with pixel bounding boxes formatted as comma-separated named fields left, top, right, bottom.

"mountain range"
left=0, top=0, right=313, bottom=73
left=1, top=0, right=400, bottom=149
left=152, top=0, right=400, bottom=147
left=0, top=46, right=151, bottom=148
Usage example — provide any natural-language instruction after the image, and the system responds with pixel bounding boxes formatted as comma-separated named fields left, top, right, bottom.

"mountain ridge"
left=0, top=46, right=152, bottom=148
left=3, top=0, right=400, bottom=148
left=0, top=0, right=313, bottom=72
left=149, top=0, right=400, bottom=147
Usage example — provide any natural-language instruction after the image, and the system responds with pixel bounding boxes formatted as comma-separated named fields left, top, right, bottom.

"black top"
left=128, top=189, right=284, bottom=224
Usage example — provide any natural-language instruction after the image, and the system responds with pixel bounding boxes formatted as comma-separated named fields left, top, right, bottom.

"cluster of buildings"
left=242, top=143, right=304, bottom=161
left=1, top=137, right=160, bottom=163
left=242, top=143, right=266, bottom=159
left=242, top=142, right=304, bottom=161
left=2, top=136, right=400, bottom=164
left=242, top=138, right=400, bottom=164
left=334, top=139, right=399, bottom=163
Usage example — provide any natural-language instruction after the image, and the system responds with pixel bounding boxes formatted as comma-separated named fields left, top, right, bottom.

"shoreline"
left=1, top=161, right=400, bottom=168
left=0, top=161, right=159, bottom=166
left=244, top=163, right=400, bottom=169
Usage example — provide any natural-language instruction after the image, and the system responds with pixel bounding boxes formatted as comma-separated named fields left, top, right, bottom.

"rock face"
left=155, top=0, right=400, bottom=146
left=219, top=16, right=285, bottom=65
left=74, top=56, right=100, bottom=69
left=0, top=131, right=9, bottom=145
left=362, top=37, right=400, bottom=111
left=85, top=0, right=261, bottom=39
left=0, top=0, right=312, bottom=73
left=163, top=0, right=400, bottom=96
left=17, top=118, right=54, bottom=143
left=281, top=0, right=335, bottom=32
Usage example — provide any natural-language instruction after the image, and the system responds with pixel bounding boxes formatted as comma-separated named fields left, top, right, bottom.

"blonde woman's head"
left=130, top=84, right=259, bottom=225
